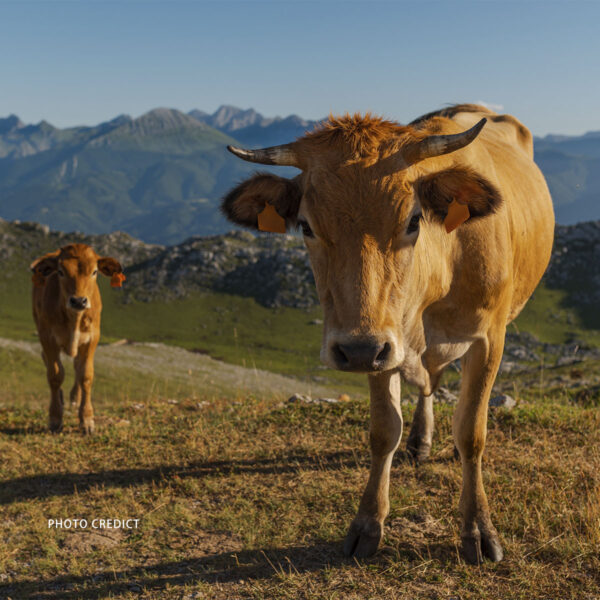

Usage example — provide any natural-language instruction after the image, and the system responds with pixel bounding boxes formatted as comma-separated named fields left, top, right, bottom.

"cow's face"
left=296, top=167, right=419, bottom=372
left=31, top=244, right=123, bottom=312
left=222, top=115, right=500, bottom=373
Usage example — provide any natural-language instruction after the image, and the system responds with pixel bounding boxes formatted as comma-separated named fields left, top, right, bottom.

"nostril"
left=332, top=343, right=349, bottom=366
left=81, top=297, right=88, bottom=306
left=375, top=342, right=391, bottom=364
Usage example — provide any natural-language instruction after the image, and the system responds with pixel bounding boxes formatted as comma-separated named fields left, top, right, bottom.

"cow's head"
left=31, top=244, right=123, bottom=312
left=222, top=114, right=501, bottom=373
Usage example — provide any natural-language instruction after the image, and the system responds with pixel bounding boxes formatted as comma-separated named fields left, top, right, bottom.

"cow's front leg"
left=41, top=341, right=65, bottom=433
left=344, top=371, right=402, bottom=558
left=75, top=342, right=97, bottom=435
left=406, top=392, right=434, bottom=461
left=454, top=330, right=504, bottom=564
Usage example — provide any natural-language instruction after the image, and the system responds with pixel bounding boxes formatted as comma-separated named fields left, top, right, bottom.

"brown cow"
left=31, top=244, right=124, bottom=434
left=221, top=104, right=554, bottom=564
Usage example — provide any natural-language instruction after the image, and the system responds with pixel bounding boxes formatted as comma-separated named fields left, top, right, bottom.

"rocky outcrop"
left=3, top=218, right=600, bottom=314
left=545, top=221, right=600, bottom=307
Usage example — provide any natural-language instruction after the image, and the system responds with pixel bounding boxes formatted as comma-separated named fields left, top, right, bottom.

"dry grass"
left=0, top=348, right=599, bottom=599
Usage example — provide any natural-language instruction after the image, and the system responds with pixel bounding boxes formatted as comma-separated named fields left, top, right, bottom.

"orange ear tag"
left=444, top=198, right=470, bottom=233
left=257, top=203, right=286, bottom=234
left=111, top=272, right=126, bottom=288
left=32, top=272, right=46, bottom=287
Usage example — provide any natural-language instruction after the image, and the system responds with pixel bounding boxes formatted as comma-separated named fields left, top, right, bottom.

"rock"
left=288, top=393, right=311, bottom=403
left=435, top=387, right=458, bottom=404
left=489, top=394, right=516, bottom=409
left=499, top=359, right=521, bottom=374
left=288, top=393, right=342, bottom=404
left=555, top=355, right=583, bottom=367
left=338, top=393, right=351, bottom=402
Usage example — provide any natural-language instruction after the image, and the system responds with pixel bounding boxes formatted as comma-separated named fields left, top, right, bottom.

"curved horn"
left=227, top=143, right=299, bottom=167
left=403, top=118, right=487, bottom=165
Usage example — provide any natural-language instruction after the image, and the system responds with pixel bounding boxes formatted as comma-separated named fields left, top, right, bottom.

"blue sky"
left=1, top=0, right=598, bottom=136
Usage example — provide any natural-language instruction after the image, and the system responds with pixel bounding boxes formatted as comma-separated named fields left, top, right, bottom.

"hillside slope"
left=1, top=217, right=599, bottom=347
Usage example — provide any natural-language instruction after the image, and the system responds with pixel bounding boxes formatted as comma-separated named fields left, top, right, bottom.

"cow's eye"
left=57, top=269, right=65, bottom=277
left=298, top=219, right=314, bottom=238
left=406, top=213, right=422, bottom=234
left=92, top=270, right=98, bottom=277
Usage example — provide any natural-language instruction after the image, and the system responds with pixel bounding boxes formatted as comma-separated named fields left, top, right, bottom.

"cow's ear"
left=414, top=166, right=503, bottom=228
left=30, top=250, right=60, bottom=276
left=221, top=172, right=302, bottom=232
left=97, top=257, right=123, bottom=277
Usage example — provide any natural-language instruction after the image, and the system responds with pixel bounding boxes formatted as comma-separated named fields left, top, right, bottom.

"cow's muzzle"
left=330, top=339, right=397, bottom=373
left=68, top=296, right=89, bottom=311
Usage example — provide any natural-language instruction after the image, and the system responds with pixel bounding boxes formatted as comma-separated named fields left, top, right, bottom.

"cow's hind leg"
left=42, top=341, right=65, bottom=432
left=406, top=392, right=434, bottom=461
left=454, top=328, right=504, bottom=564
left=75, top=342, right=97, bottom=435
left=344, top=371, right=402, bottom=558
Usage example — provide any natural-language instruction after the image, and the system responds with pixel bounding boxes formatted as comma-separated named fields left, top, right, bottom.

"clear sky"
left=1, top=0, right=598, bottom=136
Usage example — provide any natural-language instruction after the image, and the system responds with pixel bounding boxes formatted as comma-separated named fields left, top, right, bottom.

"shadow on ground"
left=0, top=446, right=456, bottom=506
left=0, top=537, right=460, bottom=599
left=0, top=540, right=345, bottom=599
left=0, top=450, right=366, bottom=505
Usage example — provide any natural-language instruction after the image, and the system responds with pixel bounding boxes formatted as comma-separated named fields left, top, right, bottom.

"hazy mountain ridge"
left=0, top=106, right=598, bottom=243
left=188, top=105, right=319, bottom=146
left=0, top=108, right=261, bottom=243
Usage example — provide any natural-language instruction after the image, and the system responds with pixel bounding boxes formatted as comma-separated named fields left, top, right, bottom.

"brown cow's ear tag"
left=32, top=272, right=45, bottom=287
left=444, top=198, right=470, bottom=233
left=111, top=272, right=126, bottom=288
left=257, top=203, right=286, bottom=234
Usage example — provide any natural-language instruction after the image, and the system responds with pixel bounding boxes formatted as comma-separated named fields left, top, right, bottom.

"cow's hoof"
left=461, top=529, right=503, bottom=564
left=406, top=436, right=431, bottom=462
left=343, top=516, right=383, bottom=558
left=80, top=420, right=95, bottom=435
left=49, top=419, right=63, bottom=433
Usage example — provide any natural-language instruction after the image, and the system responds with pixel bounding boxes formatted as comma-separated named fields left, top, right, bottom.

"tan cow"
left=221, top=104, right=554, bottom=564
left=31, top=244, right=125, bottom=434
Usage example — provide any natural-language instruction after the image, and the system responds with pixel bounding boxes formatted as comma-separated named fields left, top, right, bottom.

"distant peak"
left=132, top=108, right=204, bottom=130
left=0, top=114, right=24, bottom=134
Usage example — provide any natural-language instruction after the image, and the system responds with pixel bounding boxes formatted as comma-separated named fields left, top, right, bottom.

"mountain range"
left=0, top=105, right=597, bottom=244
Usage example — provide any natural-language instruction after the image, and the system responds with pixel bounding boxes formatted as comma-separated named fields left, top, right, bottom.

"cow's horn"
left=227, top=143, right=299, bottom=167
left=404, top=118, right=487, bottom=164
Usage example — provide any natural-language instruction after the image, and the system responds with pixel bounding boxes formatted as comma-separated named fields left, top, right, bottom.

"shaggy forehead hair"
left=298, top=113, right=416, bottom=163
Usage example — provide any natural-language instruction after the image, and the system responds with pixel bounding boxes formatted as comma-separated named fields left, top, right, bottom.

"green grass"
left=514, top=282, right=600, bottom=345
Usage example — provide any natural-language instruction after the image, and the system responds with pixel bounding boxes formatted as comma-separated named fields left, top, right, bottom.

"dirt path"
left=0, top=337, right=332, bottom=399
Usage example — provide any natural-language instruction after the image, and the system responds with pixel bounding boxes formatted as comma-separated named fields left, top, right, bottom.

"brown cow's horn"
left=404, top=118, right=487, bottom=164
left=227, top=143, right=299, bottom=167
